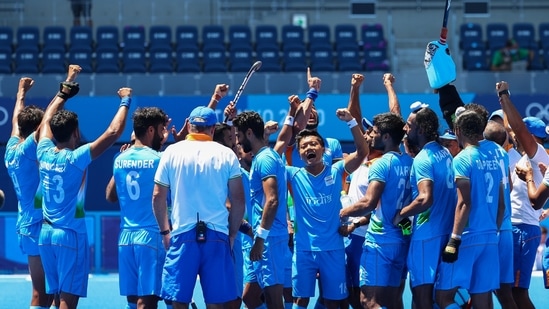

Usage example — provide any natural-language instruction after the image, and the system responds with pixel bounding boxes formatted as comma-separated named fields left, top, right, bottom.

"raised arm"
left=337, top=108, right=368, bottom=173
left=105, top=176, right=118, bottom=203
left=273, top=95, right=300, bottom=155
left=10, top=77, right=34, bottom=137
left=294, top=67, right=321, bottom=132
left=383, top=73, right=401, bottom=116
left=38, top=65, right=82, bottom=142
left=207, top=84, right=229, bottom=110
left=89, top=88, right=131, bottom=160
left=496, top=81, right=538, bottom=158
left=347, top=74, right=365, bottom=134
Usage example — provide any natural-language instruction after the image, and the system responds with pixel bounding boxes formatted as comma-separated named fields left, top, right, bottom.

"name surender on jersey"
left=115, top=159, right=156, bottom=169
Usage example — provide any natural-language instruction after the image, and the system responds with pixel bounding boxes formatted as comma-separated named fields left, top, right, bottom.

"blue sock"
left=444, top=304, right=461, bottom=309
left=125, top=303, right=137, bottom=309
left=292, top=304, right=307, bottom=309
left=286, top=303, right=295, bottom=309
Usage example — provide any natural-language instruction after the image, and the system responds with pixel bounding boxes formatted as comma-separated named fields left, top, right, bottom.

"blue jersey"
left=240, top=168, right=253, bottom=249
left=37, top=138, right=92, bottom=233
left=249, top=147, right=288, bottom=237
left=410, top=142, right=456, bottom=239
left=283, top=137, right=343, bottom=168
left=4, top=134, right=43, bottom=230
left=113, top=146, right=161, bottom=229
left=479, top=140, right=511, bottom=231
left=453, top=145, right=502, bottom=235
left=286, top=160, right=345, bottom=251
left=367, top=151, right=413, bottom=242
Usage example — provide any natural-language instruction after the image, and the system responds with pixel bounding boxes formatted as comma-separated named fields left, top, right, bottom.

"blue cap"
left=489, top=109, right=504, bottom=121
left=189, top=106, right=217, bottom=126
left=523, top=116, right=547, bottom=139
left=410, top=101, right=429, bottom=113
left=440, top=129, right=457, bottom=140
left=362, top=117, right=373, bottom=130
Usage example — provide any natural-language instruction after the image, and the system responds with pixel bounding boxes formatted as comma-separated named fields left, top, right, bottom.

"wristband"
left=256, top=226, right=270, bottom=239
left=56, top=91, right=69, bottom=100
left=213, top=93, right=222, bottom=101
left=347, top=118, right=358, bottom=129
left=526, top=179, right=534, bottom=184
left=306, top=88, right=318, bottom=101
left=284, top=116, right=295, bottom=126
left=226, top=120, right=233, bottom=126
left=451, top=233, right=462, bottom=240
left=160, top=229, right=170, bottom=235
left=498, top=89, right=510, bottom=98
left=120, top=96, right=132, bottom=108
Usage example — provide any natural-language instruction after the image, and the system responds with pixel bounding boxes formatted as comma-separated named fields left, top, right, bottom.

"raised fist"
left=18, top=77, right=34, bottom=92
left=66, top=65, right=82, bottom=82
left=383, top=73, right=395, bottom=86
left=214, top=84, right=229, bottom=99
left=351, top=74, right=364, bottom=87
left=118, top=87, right=132, bottom=98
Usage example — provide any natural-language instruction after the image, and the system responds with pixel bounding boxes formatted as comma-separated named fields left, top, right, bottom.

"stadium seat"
left=149, top=25, right=172, bottom=52
left=334, top=24, right=358, bottom=50
left=513, top=23, right=537, bottom=50
left=203, top=45, right=227, bottom=72
left=69, top=26, right=93, bottom=52
left=255, top=25, right=278, bottom=50
left=459, top=23, right=483, bottom=50
left=229, top=46, right=253, bottom=72
left=122, top=47, right=147, bottom=73
left=175, top=47, right=201, bottom=73
left=202, top=25, right=225, bottom=50
left=0, top=26, right=14, bottom=53
left=256, top=46, right=280, bottom=72
left=42, top=49, right=66, bottom=74
left=95, top=47, right=120, bottom=73
left=309, top=46, right=335, bottom=71
left=149, top=47, right=173, bottom=73
left=283, top=45, right=307, bottom=72
left=14, top=48, right=39, bottom=73
left=363, top=47, right=389, bottom=71
left=16, top=26, right=40, bottom=52
left=281, top=25, right=305, bottom=51
left=43, top=26, right=66, bottom=53
left=486, top=23, right=509, bottom=52
left=96, top=26, right=119, bottom=51
left=228, top=25, right=252, bottom=50
left=68, top=47, right=92, bottom=72
left=122, top=26, right=146, bottom=50
left=528, top=50, right=545, bottom=71
left=337, top=45, right=362, bottom=71
left=0, top=50, right=12, bottom=73
left=539, top=23, right=549, bottom=50
left=308, top=24, right=331, bottom=50
left=361, top=24, right=386, bottom=49
left=462, top=47, right=488, bottom=71
left=175, top=25, right=199, bottom=51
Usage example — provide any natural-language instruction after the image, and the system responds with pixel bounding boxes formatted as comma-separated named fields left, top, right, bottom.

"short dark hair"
left=455, top=110, right=484, bottom=140
left=132, top=107, right=167, bottom=139
left=214, top=123, right=232, bottom=145
left=232, top=111, right=264, bottom=140
left=484, top=120, right=507, bottom=146
left=50, top=110, right=79, bottom=143
left=373, top=112, right=406, bottom=145
left=17, top=105, right=44, bottom=138
left=296, top=129, right=324, bottom=148
left=415, top=107, right=439, bottom=142
left=463, top=103, right=489, bottom=129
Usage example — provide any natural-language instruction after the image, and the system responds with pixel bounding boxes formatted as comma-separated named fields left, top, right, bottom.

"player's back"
left=113, top=146, right=161, bottom=229
left=411, top=142, right=456, bottom=239
left=4, top=134, right=42, bottom=228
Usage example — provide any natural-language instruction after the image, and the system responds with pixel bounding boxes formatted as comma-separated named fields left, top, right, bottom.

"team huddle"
left=5, top=65, right=549, bottom=309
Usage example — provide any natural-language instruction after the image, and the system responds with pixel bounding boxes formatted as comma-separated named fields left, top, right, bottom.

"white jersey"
left=347, top=158, right=379, bottom=236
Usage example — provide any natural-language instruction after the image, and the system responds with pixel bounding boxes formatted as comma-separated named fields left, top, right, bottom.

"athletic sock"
left=292, top=305, right=307, bottom=309
left=285, top=303, right=294, bottom=309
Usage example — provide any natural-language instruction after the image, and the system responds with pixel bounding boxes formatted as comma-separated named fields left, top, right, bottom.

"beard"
left=151, top=133, right=163, bottom=151
left=241, top=139, right=252, bottom=153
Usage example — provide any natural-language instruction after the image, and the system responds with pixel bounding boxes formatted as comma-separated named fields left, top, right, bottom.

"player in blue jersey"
left=435, top=110, right=505, bottom=309
left=393, top=105, right=456, bottom=309
left=233, top=111, right=290, bottom=309
left=105, top=107, right=168, bottom=309
left=340, top=112, right=412, bottom=309
left=279, top=107, right=367, bottom=309
left=4, top=76, right=53, bottom=309
left=37, top=74, right=131, bottom=309
left=483, top=120, right=518, bottom=309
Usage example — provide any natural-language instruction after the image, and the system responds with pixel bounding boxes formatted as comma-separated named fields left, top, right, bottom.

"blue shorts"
left=345, top=234, right=365, bottom=288
left=233, top=235, right=244, bottom=298
left=512, top=224, right=541, bottom=289
left=242, top=246, right=258, bottom=284
left=39, top=224, right=89, bottom=297
left=498, top=229, right=514, bottom=284
left=543, top=237, right=549, bottom=289
left=118, top=229, right=165, bottom=297
left=407, top=235, right=447, bottom=288
left=252, top=234, right=290, bottom=289
left=360, top=239, right=409, bottom=288
left=292, top=249, right=348, bottom=300
left=18, top=221, right=42, bottom=256
left=436, top=233, right=499, bottom=294
left=284, top=244, right=292, bottom=288
left=161, top=228, right=236, bottom=304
